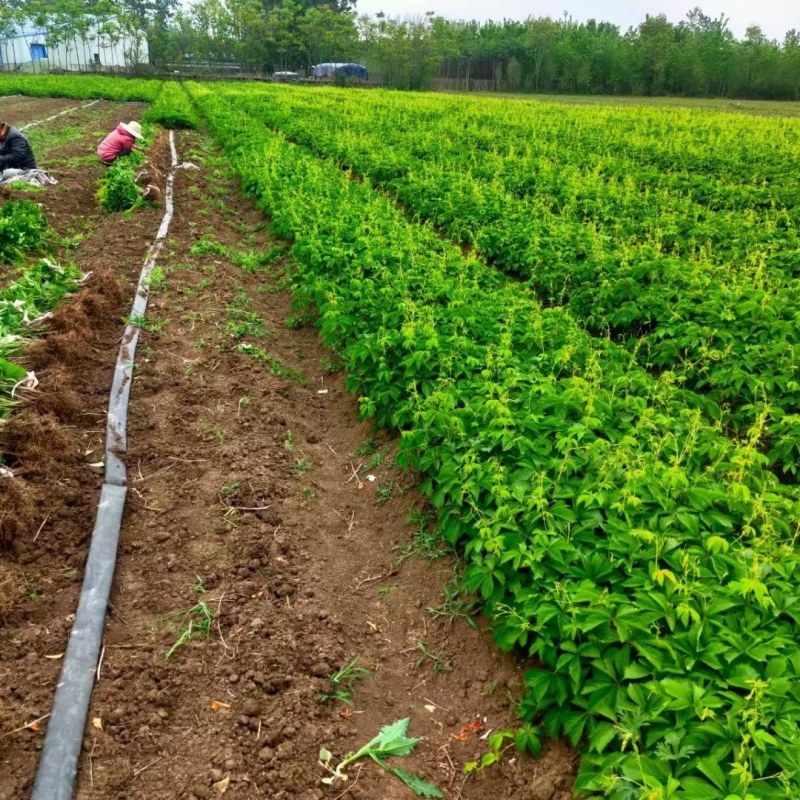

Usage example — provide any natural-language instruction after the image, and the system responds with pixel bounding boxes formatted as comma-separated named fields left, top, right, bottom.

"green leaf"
left=623, top=662, right=650, bottom=680
left=680, top=777, right=723, bottom=799
left=696, top=755, right=727, bottom=790
left=588, top=722, right=617, bottom=753
left=384, top=765, right=443, bottom=797
left=369, top=717, right=420, bottom=757
left=0, top=358, right=27, bottom=381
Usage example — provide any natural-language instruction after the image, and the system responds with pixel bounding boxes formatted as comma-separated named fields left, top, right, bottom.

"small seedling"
left=395, top=510, right=448, bottom=565
left=377, top=584, right=397, bottom=598
left=220, top=480, right=240, bottom=497
left=124, top=313, right=170, bottom=334
left=19, top=571, right=43, bottom=600
left=322, top=356, right=343, bottom=374
left=317, top=657, right=372, bottom=706
left=414, top=641, right=451, bottom=674
left=237, top=396, right=251, bottom=416
left=227, top=311, right=266, bottom=341
left=165, top=602, right=213, bottom=659
left=193, top=575, right=207, bottom=594
left=61, top=232, right=87, bottom=249
left=284, top=311, right=315, bottom=329
left=363, top=448, right=387, bottom=472
left=293, top=456, right=313, bottom=475
left=300, top=486, right=315, bottom=498
left=235, top=343, right=307, bottom=386
left=356, top=437, right=378, bottom=457
left=284, top=430, right=296, bottom=452
left=189, top=237, right=227, bottom=257
left=464, top=727, right=541, bottom=774
left=149, top=266, right=165, bottom=287
left=375, top=484, right=395, bottom=505
left=427, top=576, right=479, bottom=629
left=319, top=718, right=442, bottom=797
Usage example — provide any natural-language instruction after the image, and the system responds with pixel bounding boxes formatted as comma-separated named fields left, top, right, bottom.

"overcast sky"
left=353, top=0, right=799, bottom=42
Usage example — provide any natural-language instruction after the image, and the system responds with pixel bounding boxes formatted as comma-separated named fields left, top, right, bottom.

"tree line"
left=1, top=0, right=799, bottom=99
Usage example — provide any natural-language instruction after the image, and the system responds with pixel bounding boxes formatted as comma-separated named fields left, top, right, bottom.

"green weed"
left=293, top=456, right=313, bottom=474
left=220, top=480, right=240, bottom=496
left=427, top=576, right=479, bottom=629
left=165, top=602, right=213, bottom=659
left=414, top=641, right=451, bottom=674
left=124, top=313, right=169, bottom=334
left=189, top=237, right=227, bottom=257
left=317, top=657, right=373, bottom=706
left=235, top=343, right=307, bottom=386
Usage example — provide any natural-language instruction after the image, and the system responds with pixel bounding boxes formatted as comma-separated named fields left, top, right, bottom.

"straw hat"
left=121, top=121, right=143, bottom=139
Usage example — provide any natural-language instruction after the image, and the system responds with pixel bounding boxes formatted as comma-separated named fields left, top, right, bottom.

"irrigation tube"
left=31, top=131, right=179, bottom=800
left=20, top=99, right=101, bottom=132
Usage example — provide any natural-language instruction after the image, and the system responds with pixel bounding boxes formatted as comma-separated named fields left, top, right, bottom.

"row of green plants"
left=231, top=86, right=800, bottom=477
left=0, top=74, right=161, bottom=102
left=186, top=81, right=800, bottom=799
left=143, top=81, right=198, bottom=130
left=0, top=201, right=81, bottom=418
left=282, top=90, right=798, bottom=207
left=246, top=89, right=800, bottom=255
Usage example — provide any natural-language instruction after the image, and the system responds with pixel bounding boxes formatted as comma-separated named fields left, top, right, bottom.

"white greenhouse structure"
left=0, top=21, right=148, bottom=73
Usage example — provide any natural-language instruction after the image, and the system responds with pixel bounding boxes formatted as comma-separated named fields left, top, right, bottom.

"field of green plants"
left=184, top=82, right=800, bottom=800
left=3, top=77, right=799, bottom=800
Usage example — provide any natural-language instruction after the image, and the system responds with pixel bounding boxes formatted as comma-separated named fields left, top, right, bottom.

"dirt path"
left=1, top=127, right=577, bottom=800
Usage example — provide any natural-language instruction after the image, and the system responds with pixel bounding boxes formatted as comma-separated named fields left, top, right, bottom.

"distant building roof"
left=312, top=62, right=367, bottom=78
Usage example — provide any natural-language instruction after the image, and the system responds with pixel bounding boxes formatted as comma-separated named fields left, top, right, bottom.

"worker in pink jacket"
left=97, top=121, right=143, bottom=165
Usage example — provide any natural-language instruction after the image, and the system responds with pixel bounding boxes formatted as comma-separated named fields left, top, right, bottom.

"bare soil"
left=0, top=111, right=578, bottom=800
left=0, top=96, right=87, bottom=127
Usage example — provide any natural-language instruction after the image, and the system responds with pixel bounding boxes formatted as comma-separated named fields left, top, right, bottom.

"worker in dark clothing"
left=0, top=122, right=37, bottom=171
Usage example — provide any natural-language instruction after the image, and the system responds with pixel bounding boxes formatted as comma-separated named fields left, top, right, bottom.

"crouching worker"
left=0, top=121, right=37, bottom=173
left=97, top=120, right=143, bottom=166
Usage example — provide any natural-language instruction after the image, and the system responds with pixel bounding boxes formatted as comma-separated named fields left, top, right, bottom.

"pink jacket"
left=97, top=124, right=136, bottom=163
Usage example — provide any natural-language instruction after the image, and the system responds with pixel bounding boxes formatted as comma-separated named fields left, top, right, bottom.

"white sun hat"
left=121, top=121, right=143, bottom=139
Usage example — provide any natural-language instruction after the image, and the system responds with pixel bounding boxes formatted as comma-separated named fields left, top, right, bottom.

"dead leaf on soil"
left=210, top=700, right=231, bottom=712
left=29, top=721, right=42, bottom=733
left=452, top=719, right=485, bottom=742
left=92, top=717, right=103, bottom=730
left=212, top=775, right=230, bottom=794
left=44, top=653, right=64, bottom=660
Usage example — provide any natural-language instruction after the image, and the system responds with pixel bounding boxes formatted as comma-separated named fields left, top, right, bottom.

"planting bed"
left=0, top=94, right=574, bottom=800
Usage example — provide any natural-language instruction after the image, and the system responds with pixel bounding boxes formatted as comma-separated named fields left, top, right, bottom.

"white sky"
left=353, top=0, right=800, bottom=42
